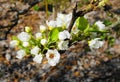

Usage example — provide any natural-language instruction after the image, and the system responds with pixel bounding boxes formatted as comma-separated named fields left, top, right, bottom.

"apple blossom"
left=17, top=32, right=30, bottom=42
left=88, top=38, right=104, bottom=50
left=10, top=40, right=19, bottom=48
left=35, top=32, right=42, bottom=39
left=40, top=25, right=47, bottom=32
left=16, top=49, right=26, bottom=59
left=30, top=46, right=40, bottom=55
left=56, top=13, right=72, bottom=28
left=40, top=39, right=47, bottom=46
left=46, top=13, right=72, bottom=29
left=46, top=49, right=60, bottom=66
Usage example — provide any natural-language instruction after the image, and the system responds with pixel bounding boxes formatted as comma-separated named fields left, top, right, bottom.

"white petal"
left=58, top=41, right=69, bottom=50
left=46, top=20, right=56, bottom=27
left=47, top=59, right=57, bottom=66
left=58, top=30, right=70, bottom=40
left=88, top=38, right=104, bottom=50
left=33, top=54, right=43, bottom=63
left=95, top=21, right=106, bottom=30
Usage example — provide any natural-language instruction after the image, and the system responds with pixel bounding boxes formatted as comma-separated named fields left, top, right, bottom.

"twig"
left=0, top=0, right=42, bottom=40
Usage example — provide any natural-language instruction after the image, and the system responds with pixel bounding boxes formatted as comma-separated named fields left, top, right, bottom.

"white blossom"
left=39, top=25, right=47, bottom=32
left=88, top=38, right=104, bottom=50
left=10, top=40, right=19, bottom=48
left=59, top=30, right=71, bottom=40
left=33, top=54, right=43, bottom=63
left=95, top=21, right=106, bottom=31
left=46, top=13, right=72, bottom=29
left=30, top=46, right=40, bottom=55
left=46, top=49, right=60, bottom=66
left=40, top=39, right=47, bottom=46
left=23, top=41, right=29, bottom=47
left=35, top=32, right=42, bottom=39
left=58, top=40, right=69, bottom=50
left=56, top=13, right=72, bottom=28
left=16, top=49, right=26, bottom=59
left=17, top=32, right=30, bottom=42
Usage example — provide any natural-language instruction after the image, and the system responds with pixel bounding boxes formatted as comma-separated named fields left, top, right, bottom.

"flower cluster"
left=10, top=12, right=111, bottom=66
left=10, top=13, right=72, bottom=66
left=10, top=21, right=71, bottom=66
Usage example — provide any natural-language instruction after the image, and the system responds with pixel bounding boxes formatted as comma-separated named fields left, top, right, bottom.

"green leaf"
left=12, top=36, right=18, bottom=40
left=18, top=45, right=24, bottom=49
left=76, top=17, right=89, bottom=31
left=103, top=20, right=112, bottom=26
left=33, top=5, right=39, bottom=11
left=23, top=48, right=30, bottom=54
left=49, top=28, right=59, bottom=42
left=29, top=39, right=36, bottom=46
left=84, top=24, right=90, bottom=33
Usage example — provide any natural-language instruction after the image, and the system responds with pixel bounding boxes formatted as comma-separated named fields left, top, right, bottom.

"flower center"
left=49, top=54, right=54, bottom=59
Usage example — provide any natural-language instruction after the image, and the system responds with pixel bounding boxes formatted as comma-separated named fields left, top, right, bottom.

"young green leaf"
left=84, top=24, right=90, bottom=33
left=49, top=28, right=59, bottom=42
left=33, top=5, right=40, bottom=11
left=12, top=36, right=18, bottom=40
left=103, top=20, right=112, bottom=26
left=76, top=17, right=89, bottom=31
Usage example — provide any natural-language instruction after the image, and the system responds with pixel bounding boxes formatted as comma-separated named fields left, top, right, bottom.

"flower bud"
left=30, top=46, right=40, bottom=55
left=95, top=21, right=106, bottom=31
left=23, top=41, right=29, bottom=47
left=10, top=40, right=19, bottom=48
left=40, top=39, right=47, bottom=46
left=16, top=49, right=26, bottom=59
left=40, top=25, right=47, bottom=32
left=35, top=32, right=42, bottom=39
left=25, top=26, right=31, bottom=33
left=59, top=30, right=70, bottom=40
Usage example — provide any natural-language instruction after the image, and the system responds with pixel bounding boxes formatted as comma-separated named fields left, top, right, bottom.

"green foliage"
left=33, top=5, right=40, bottom=11
left=48, top=28, right=60, bottom=42
left=12, top=36, right=18, bottom=40
left=103, top=20, right=112, bottom=26
left=76, top=17, right=89, bottom=31
left=108, top=36, right=115, bottom=46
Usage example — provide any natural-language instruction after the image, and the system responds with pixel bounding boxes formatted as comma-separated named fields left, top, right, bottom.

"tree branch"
left=0, top=0, right=42, bottom=40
